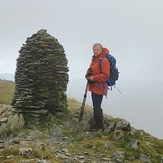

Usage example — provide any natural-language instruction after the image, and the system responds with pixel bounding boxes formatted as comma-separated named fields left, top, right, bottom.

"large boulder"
left=0, top=104, right=24, bottom=138
left=12, top=29, right=69, bottom=116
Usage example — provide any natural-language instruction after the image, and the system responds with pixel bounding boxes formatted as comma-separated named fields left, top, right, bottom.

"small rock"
left=0, top=117, right=8, bottom=123
left=6, top=155, right=14, bottom=159
left=19, top=147, right=34, bottom=158
left=76, top=155, right=86, bottom=159
left=101, top=157, right=111, bottom=161
left=13, top=137, right=20, bottom=144
left=61, top=148, right=68, bottom=153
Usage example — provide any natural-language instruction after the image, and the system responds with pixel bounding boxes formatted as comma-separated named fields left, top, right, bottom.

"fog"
left=0, top=0, right=163, bottom=138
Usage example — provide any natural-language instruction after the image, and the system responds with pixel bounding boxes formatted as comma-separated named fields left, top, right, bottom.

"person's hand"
left=86, top=76, right=93, bottom=81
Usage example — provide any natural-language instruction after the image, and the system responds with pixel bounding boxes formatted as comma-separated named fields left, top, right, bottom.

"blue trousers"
left=91, top=92, right=103, bottom=109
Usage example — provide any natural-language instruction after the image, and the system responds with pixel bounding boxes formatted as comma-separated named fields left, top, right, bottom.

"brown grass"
left=0, top=79, right=15, bottom=104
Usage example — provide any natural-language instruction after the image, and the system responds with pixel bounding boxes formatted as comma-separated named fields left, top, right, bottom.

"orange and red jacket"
left=86, top=48, right=110, bottom=95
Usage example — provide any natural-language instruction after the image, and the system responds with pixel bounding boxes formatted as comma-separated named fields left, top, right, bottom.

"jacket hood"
left=102, top=47, right=109, bottom=55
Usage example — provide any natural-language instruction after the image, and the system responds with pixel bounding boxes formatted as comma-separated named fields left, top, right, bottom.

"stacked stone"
left=12, top=29, right=69, bottom=116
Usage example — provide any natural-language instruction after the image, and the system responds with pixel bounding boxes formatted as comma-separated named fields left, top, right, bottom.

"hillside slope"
left=67, top=78, right=163, bottom=138
left=0, top=79, right=15, bottom=104
left=0, top=80, right=163, bottom=162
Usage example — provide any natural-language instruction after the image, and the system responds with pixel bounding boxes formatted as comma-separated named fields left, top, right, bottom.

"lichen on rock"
left=12, top=29, right=69, bottom=116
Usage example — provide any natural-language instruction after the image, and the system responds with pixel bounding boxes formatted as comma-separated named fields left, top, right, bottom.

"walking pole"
left=79, top=82, right=88, bottom=122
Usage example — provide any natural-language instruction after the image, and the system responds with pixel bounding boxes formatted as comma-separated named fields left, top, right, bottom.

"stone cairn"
left=12, top=29, right=69, bottom=117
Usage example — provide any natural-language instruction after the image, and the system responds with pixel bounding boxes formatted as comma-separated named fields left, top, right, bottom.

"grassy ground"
left=0, top=79, right=15, bottom=104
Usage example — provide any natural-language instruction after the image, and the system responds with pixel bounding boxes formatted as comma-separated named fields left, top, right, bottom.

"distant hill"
left=0, top=73, right=14, bottom=81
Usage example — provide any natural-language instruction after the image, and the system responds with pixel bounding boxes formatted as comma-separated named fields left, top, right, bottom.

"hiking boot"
left=90, top=128, right=104, bottom=132
left=89, top=108, right=104, bottom=132
left=89, top=123, right=104, bottom=132
left=96, top=128, right=104, bottom=132
left=94, top=108, right=104, bottom=130
left=89, top=124, right=98, bottom=131
left=96, top=122, right=104, bottom=130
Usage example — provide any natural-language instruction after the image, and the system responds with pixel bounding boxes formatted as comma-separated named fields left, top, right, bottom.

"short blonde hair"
left=92, top=43, right=103, bottom=50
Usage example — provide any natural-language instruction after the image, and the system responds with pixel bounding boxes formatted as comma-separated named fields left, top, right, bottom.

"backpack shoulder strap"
left=99, top=55, right=107, bottom=72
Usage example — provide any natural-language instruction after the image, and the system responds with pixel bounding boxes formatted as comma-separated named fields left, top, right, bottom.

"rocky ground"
left=0, top=104, right=163, bottom=163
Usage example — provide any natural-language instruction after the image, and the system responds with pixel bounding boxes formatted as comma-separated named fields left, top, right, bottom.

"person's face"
left=93, top=45, right=103, bottom=56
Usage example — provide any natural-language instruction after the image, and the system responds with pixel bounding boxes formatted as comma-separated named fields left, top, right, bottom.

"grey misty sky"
left=0, top=0, right=163, bottom=138
left=0, top=0, right=163, bottom=81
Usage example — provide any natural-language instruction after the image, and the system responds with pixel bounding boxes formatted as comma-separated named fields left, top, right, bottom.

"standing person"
left=86, top=43, right=110, bottom=131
